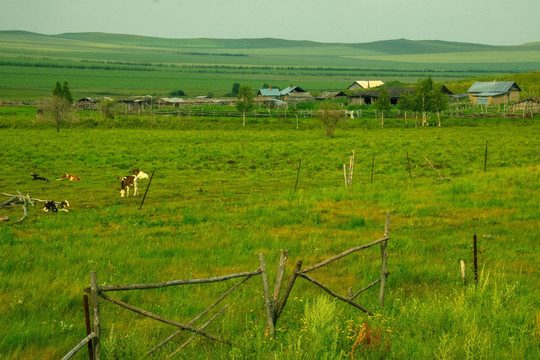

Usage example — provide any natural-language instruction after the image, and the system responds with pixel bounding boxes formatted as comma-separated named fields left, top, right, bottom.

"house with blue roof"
left=467, top=81, right=521, bottom=106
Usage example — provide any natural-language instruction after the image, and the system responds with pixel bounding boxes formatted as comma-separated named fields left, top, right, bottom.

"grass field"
left=0, top=110, right=538, bottom=359
left=1, top=31, right=540, bottom=99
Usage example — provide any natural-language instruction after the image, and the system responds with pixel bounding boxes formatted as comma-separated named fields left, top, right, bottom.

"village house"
left=347, top=80, right=384, bottom=90
left=467, top=81, right=521, bottom=106
left=280, top=85, right=313, bottom=102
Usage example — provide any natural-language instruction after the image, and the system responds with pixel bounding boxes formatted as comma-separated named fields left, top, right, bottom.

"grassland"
left=1, top=31, right=540, bottom=99
left=0, top=109, right=538, bottom=359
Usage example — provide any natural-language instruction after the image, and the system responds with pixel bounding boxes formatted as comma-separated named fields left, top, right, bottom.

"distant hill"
left=1, top=30, right=539, bottom=99
left=3, top=30, right=538, bottom=54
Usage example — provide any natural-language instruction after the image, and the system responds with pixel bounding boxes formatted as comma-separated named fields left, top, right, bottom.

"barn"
left=348, top=87, right=413, bottom=105
left=467, top=81, right=521, bottom=106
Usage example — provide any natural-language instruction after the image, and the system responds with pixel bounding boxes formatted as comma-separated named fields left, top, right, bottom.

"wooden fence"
left=63, top=213, right=391, bottom=359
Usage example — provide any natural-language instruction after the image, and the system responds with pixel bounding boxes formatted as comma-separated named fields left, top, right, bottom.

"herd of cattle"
left=30, top=169, right=149, bottom=212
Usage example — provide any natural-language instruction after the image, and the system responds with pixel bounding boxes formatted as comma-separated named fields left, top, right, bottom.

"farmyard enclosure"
left=0, top=111, right=539, bottom=359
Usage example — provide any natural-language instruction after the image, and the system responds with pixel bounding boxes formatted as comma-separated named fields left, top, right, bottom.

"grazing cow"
left=132, top=169, right=149, bottom=180
left=59, top=174, right=82, bottom=181
left=43, top=200, right=70, bottom=213
left=118, top=175, right=138, bottom=197
left=31, top=173, right=50, bottom=182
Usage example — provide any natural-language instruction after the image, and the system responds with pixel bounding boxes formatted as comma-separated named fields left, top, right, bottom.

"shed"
left=467, top=81, right=521, bottom=105
left=348, top=80, right=384, bottom=90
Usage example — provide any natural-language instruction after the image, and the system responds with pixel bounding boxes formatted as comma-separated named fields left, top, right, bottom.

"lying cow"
left=43, top=200, right=70, bottom=212
left=31, top=173, right=50, bottom=182
left=58, top=173, right=82, bottom=181
left=118, top=175, right=138, bottom=197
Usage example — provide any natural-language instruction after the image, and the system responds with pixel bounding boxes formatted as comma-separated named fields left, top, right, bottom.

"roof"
left=259, top=88, right=281, bottom=97
left=348, top=80, right=384, bottom=89
left=316, top=91, right=347, bottom=100
left=468, top=81, right=521, bottom=94
left=159, top=97, right=184, bottom=104
left=280, top=85, right=308, bottom=95
left=471, top=92, right=508, bottom=97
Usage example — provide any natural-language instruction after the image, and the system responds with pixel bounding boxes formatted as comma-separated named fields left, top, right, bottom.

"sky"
left=1, top=0, right=539, bottom=46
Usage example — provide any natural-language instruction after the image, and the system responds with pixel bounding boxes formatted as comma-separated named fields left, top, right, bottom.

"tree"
left=47, top=81, right=74, bottom=132
left=375, top=86, right=391, bottom=127
left=398, top=89, right=413, bottom=126
left=53, top=81, right=73, bottom=104
left=318, top=102, right=345, bottom=138
left=236, top=85, right=254, bottom=126
left=412, top=76, right=434, bottom=126
left=430, top=84, right=449, bottom=127
left=232, top=83, right=240, bottom=96
left=46, top=95, right=74, bottom=132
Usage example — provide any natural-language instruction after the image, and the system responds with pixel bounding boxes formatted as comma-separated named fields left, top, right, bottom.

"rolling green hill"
left=1, top=31, right=539, bottom=99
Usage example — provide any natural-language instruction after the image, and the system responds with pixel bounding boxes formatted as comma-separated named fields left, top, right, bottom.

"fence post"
left=90, top=271, right=101, bottom=360
left=259, top=253, right=275, bottom=338
left=379, top=212, right=390, bottom=308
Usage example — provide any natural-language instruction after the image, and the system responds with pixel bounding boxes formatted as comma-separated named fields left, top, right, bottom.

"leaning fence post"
left=272, top=250, right=288, bottom=324
left=379, top=212, right=390, bottom=308
left=83, top=295, right=94, bottom=360
left=277, top=260, right=303, bottom=318
left=90, top=271, right=101, bottom=360
left=258, top=253, right=275, bottom=338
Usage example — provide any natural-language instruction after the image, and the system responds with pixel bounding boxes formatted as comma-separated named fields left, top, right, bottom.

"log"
left=424, top=156, right=444, bottom=180
left=167, top=304, right=229, bottom=358
left=98, top=292, right=231, bottom=345
left=85, top=269, right=262, bottom=293
left=349, top=278, right=381, bottom=301
left=61, top=333, right=97, bottom=360
left=297, top=273, right=373, bottom=315
left=147, top=274, right=255, bottom=355
left=299, top=237, right=389, bottom=274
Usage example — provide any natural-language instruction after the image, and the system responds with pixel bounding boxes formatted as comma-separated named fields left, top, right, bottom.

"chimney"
left=269, top=86, right=272, bottom=90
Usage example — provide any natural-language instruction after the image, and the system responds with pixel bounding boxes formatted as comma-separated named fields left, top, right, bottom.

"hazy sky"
left=1, top=0, right=539, bottom=45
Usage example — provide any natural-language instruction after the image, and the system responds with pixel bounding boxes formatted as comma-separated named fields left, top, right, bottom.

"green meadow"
left=1, top=31, right=540, bottom=99
left=0, top=109, right=538, bottom=359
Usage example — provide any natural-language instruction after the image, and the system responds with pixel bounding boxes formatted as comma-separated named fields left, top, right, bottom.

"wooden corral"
left=512, top=98, right=540, bottom=114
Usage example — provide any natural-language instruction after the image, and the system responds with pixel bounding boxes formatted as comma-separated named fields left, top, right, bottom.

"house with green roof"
left=467, top=81, right=521, bottom=106
left=258, top=87, right=281, bottom=98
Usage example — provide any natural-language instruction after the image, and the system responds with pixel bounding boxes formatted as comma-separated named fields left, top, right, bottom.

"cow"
left=31, top=173, right=50, bottom=182
left=132, top=169, right=149, bottom=180
left=118, top=175, right=138, bottom=197
left=42, top=200, right=69, bottom=213
left=59, top=174, right=82, bottom=181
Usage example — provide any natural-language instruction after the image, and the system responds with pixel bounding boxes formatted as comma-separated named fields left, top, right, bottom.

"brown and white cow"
left=132, top=169, right=149, bottom=180
left=59, top=173, right=82, bottom=181
left=118, top=175, right=138, bottom=197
